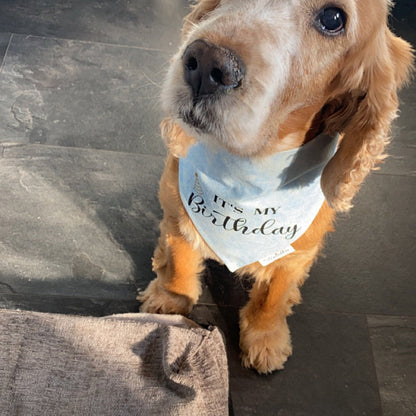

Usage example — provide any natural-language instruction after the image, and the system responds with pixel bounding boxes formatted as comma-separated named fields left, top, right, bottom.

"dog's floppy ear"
left=181, top=0, right=221, bottom=39
left=320, top=28, right=414, bottom=212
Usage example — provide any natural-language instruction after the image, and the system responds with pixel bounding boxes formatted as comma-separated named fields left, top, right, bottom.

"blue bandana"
left=179, top=133, right=339, bottom=272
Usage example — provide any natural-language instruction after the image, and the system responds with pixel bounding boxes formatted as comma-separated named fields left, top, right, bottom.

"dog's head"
left=162, top=0, right=413, bottom=211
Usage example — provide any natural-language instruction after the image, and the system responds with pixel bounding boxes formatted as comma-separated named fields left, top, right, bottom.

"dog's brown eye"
left=316, top=7, right=346, bottom=35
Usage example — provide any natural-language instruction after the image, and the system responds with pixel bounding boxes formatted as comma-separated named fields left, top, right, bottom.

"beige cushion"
left=0, top=309, right=229, bottom=416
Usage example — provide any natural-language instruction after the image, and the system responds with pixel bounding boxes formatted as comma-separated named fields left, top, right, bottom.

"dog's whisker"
left=141, top=72, right=162, bottom=89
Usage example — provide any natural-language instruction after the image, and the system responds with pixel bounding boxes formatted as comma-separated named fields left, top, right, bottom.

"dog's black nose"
left=182, top=39, right=245, bottom=98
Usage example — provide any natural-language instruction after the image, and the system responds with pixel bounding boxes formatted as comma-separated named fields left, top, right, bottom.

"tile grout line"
left=1, top=291, right=139, bottom=303
left=324, top=310, right=416, bottom=319
left=290, top=305, right=416, bottom=319
left=0, top=141, right=167, bottom=160
left=373, top=171, right=416, bottom=178
left=365, top=314, right=385, bottom=416
left=5, top=32, right=175, bottom=54
left=0, top=33, right=13, bottom=74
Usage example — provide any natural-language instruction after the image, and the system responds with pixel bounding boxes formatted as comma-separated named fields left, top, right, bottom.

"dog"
left=139, top=0, right=414, bottom=374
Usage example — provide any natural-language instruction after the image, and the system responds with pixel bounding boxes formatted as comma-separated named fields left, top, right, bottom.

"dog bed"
left=0, top=309, right=229, bottom=416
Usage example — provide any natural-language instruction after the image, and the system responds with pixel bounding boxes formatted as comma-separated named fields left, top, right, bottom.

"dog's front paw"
left=138, top=279, right=194, bottom=315
left=239, top=323, right=292, bottom=374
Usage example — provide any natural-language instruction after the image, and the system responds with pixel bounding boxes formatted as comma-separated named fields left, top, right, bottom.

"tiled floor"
left=0, top=1, right=415, bottom=415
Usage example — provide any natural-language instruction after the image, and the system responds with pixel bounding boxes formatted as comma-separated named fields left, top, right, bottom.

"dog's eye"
left=315, top=7, right=346, bottom=35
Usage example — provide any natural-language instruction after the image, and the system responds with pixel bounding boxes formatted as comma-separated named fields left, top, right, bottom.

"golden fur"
left=139, top=0, right=414, bottom=373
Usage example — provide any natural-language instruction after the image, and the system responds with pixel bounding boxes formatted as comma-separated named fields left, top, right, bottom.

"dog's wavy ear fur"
left=320, top=27, right=414, bottom=212
left=181, top=0, right=221, bottom=39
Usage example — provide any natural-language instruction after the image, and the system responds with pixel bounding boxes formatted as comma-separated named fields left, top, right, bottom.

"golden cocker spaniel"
left=139, top=0, right=414, bottom=373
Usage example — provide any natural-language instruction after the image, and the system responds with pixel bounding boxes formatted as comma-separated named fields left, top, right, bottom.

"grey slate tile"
left=382, top=82, right=416, bottom=177
left=0, top=143, right=163, bottom=301
left=368, top=316, right=416, bottom=416
left=0, top=34, right=168, bottom=155
left=384, top=94, right=416, bottom=177
left=390, top=0, right=416, bottom=46
left=381, top=145, right=416, bottom=178
left=303, top=173, right=416, bottom=316
left=0, top=0, right=189, bottom=51
left=0, top=293, right=140, bottom=317
left=382, top=1, right=416, bottom=177
left=216, top=306, right=381, bottom=416
left=0, top=33, right=10, bottom=69
left=205, top=260, right=251, bottom=308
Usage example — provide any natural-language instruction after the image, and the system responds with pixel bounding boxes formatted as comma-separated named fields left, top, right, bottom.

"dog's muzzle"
left=182, top=39, right=245, bottom=99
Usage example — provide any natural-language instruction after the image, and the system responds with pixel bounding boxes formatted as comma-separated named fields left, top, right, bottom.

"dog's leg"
left=139, top=219, right=204, bottom=315
left=239, top=262, right=308, bottom=374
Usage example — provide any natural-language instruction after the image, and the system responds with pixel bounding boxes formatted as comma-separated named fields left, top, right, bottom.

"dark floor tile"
left=0, top=0, right=189, bottom=51
left=381, top=143, right=416, bottom=178
left=303, top=174, right=416, bottom=316
left=217, top=306, right=381, bottom=416
left=0, top=143, right=163, bottom=301
left=196, top=277, right=217, bottom=306
left=390, top=1, right=416, bottom=46
left=190, top=303, right=227, bottom=329
left=367, top=316, right=416, bottom=416
left=0, top=33, right=10, bottom=68
left=0, top=34, right=168, bottom=155
left=383, top=2, right=416, bottom=176
left=382, top=76, right=416, bottom=177
left=205, top=261, right=251, bottom=308
left=0, top=293, right=140, bottom=317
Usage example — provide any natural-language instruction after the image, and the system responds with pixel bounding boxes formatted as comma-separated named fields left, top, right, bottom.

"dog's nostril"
left=182, top=39, right=245, bottom=98
left=186, top=57, right=198, bottom=71
left=210, top=68, right=223, bottom=85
